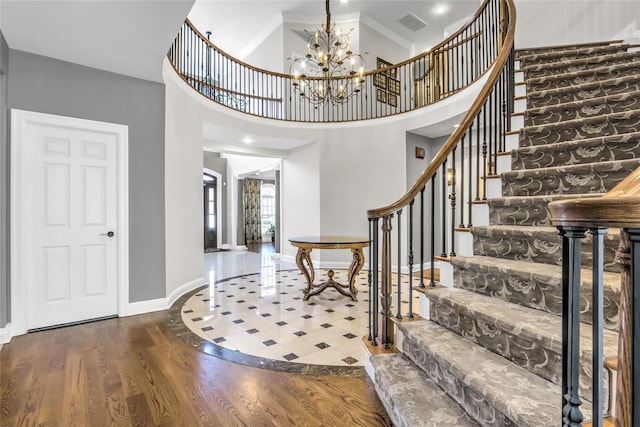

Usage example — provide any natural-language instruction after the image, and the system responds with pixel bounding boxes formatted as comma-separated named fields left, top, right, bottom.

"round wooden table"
left=288, top=236, right=369, bottom=301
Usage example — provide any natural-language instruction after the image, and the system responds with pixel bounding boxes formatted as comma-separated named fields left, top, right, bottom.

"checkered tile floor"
left=181, top=268, right=420, bottom=368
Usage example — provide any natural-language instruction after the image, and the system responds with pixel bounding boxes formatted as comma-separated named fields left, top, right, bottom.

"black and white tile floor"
left=168, top=250, right=420, bottom=376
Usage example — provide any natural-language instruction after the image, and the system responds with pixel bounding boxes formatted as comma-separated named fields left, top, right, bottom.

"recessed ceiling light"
left=340, top=0, right=348, bottom=3
left=433, top=5, right=449, bottom=15
left=243, top=137, right=254, bottom=144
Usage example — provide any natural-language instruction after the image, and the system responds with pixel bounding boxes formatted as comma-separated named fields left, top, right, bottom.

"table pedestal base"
left=294, top=247, right=364, bottom=302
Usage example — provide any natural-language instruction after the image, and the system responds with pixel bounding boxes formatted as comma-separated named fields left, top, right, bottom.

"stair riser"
left=527, top=66, right=640, bottom=92
left=401, top=335, right=517, bottom=426
left=525, top=54, right=640, bottom=79
left=489, top=198, right=553, bottom=226
left=525, top=95, right=640, bottom=127
left=472, top=229, right=620, bottom=272
left=429, top=300, right=610, bottom=403
left=527, top=77, right=640, bottom=109
left=519, top=112, right=640, bottom=147
left=451, top=261, right=620, bottom=330
left=502, top=160, right=640, bottom=197
left=512, top=135, right=640, bottom=170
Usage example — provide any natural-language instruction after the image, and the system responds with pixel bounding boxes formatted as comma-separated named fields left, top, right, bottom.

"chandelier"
left=289, top=0, right=366, bottom=105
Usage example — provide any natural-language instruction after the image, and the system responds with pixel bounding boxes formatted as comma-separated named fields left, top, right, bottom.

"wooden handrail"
left=368, top=0, right=516, bottom=219
left=548, top=166, right=640, bottom=227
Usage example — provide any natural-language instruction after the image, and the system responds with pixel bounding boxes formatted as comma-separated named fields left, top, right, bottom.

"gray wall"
left=0, top=31, right=9, bottom=328
left=406, top=132, right=448, bottom=261
left=7, top=49, right=166, bottom=303
left=203, top=152, right=228, bottom=244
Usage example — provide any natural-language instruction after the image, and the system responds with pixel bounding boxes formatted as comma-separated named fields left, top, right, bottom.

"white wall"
left=359, top=21, right=410, bottom=67
left=244, top=20, right=285, bottom=72
left=163, top=55, right=484, bottom=278
left=282, top=142, right=321, bottom=256
left=164, top=65, right=205, bottom=298
left=514, top=1, right=640, bottom=48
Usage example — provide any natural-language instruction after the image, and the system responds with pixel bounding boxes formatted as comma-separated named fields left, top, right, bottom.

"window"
left=260, top=183, right=275, bottom=235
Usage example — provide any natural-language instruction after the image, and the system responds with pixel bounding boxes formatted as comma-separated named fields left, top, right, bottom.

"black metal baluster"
left=560, top=226, right=587, bottom=427
left=430, top=175, right=436, bottom=286
left=441, top=161, right=448, bottom=257
left=627, top=228, right=640, bottom=427
left=396, top=209, right=403, bottom=319
left=450, top=149, right=457, bottom=257
left=590, top=227, right=607, bottom=427
left=468, top=123, right=473, bottom=227
left=420, top=187, right=425, bottom=288
left=460, top=135, right=465, bottom=228
left=482, top=102, right=488, bottom=200
left=408, top=200, right=415, bottom=318
left=371, top=218, right=379, bottom=346
left=476, top=112, right=481, bottom=202
left=368, top=219, right=373, bottom=342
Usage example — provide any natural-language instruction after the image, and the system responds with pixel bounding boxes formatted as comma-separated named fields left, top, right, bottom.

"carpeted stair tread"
left=525, top=61, right=640, bottom=92
left=526, top=74, right=640, bottom=109
left=518, top=109, right=640, bottom=147
left=450, top=255, right=620, bottom=330
left=516, top=42, right=624, bottom=59
left=512, top=132, right=640, bottom=170
left=501, top=158, right=640, bottom=197
left=487, top=194, right=601, bottom=225
left=471, top=225, right=620, bottom=272
left=370, top=353, right=480, bottom=427
left=398, top=320, right=591, bottom=427
left=517, top=44, right=629, bottom=67
left=523, top=50, right=640, bottom=79
left=427, top=288, right=618, bottom=398
left=524, top=91, right=640, bottom=127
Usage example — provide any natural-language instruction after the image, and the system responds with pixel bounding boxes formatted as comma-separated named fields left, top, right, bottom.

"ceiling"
left=0, top=0, right=480, bottom=84
left=0, top=0, right=195, bottom=83
left=188, top=1, right=481, bottom=60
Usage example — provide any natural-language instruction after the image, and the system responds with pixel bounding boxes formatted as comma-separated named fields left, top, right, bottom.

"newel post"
left=615, top=228, right=640, bottom=427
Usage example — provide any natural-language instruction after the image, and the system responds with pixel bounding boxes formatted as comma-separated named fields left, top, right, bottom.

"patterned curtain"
left=243, top=179, right=262, bottom=244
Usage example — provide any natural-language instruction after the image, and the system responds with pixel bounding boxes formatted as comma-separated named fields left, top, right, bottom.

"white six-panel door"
left=11, top=110, right=128, bottom=332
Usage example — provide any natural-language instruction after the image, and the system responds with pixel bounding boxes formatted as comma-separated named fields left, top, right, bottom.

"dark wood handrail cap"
left=550, top=166, right=640, bottom=228
left=549, top=197, right=640, bottom=228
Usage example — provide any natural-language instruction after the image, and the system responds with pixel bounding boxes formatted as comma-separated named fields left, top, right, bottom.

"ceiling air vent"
left=399, top=13, right=428, bottom=32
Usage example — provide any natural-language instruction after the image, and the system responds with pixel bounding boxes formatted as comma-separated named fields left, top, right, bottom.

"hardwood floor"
left=0, top=311, right=392, bottom=426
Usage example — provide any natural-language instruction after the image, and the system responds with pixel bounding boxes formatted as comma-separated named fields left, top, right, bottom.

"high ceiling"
left=188, top=1, right=480, bottom=60
left=0, top=0, right=195, bottom=83
left=0, top=0, right=481, bottom=83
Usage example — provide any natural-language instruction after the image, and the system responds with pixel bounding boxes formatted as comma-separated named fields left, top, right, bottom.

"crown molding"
left=238, top=12, right=284, bottom=60
left=359, top=13, right=415, bottom=55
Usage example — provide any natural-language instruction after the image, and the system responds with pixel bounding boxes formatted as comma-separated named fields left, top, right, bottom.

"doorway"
left=11, top=110, right=129, bottom=334
left=203, top=173, right=217, bottom=251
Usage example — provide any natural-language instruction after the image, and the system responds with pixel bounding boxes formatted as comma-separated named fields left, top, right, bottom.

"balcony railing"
left=167, top=2, right=502, bottom=123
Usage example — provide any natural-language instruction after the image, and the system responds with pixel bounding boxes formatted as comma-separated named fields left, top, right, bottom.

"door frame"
left=10, top=109, right=129, bottom=336
left=203, top=168, right=222, bottom=248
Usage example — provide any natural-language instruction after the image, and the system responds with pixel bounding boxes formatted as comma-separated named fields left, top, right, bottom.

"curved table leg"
left=295, top=247, right=315, bottom=300
left=346, top=248, right=365, bottom=301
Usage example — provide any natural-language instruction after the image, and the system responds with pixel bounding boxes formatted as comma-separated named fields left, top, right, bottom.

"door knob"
left=101, top=231, right=115, bottom=237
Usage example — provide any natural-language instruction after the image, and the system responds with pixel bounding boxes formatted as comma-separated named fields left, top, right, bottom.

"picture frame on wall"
left=415, top=147, right=425, bottom=159
left=376, top=57, right=400, bottom=105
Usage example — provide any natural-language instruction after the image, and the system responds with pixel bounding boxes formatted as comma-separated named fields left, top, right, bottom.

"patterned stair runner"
left=370, top=42, right=640, bottom=426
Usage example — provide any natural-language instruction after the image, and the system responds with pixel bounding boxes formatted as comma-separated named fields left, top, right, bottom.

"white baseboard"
left=0, top=323, right=12, bottom=344
left=125, top=298, right=167, bottom=317
left=125, top=277, right=205, bottom=317
left=166, top=276, right=206, bottom=309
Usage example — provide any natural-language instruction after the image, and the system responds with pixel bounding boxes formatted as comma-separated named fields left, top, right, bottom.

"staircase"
left=368, top=42, right=640, bottom=426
